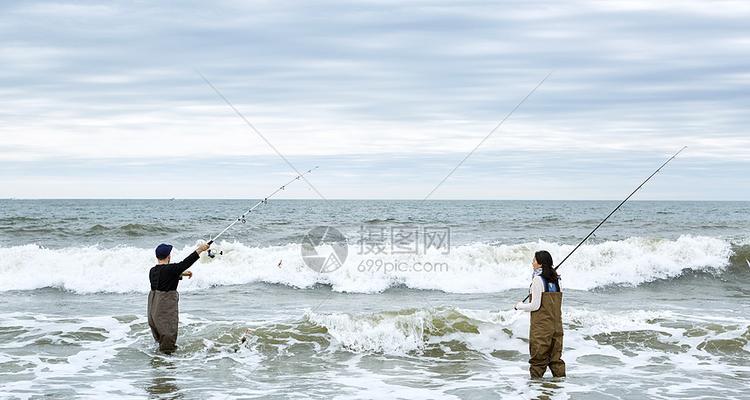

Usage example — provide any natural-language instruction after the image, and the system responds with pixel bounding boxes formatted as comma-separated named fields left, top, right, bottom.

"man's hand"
left=196, top=243, right=210, bottom=254
left=182, top=271, right=193, bottom=279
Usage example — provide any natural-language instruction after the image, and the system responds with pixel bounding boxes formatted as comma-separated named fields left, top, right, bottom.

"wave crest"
left=0, top=235, right=734, bottom=294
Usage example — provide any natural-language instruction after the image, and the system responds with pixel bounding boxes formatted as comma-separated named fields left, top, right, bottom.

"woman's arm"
left=515, top=276, right=543, bottom=312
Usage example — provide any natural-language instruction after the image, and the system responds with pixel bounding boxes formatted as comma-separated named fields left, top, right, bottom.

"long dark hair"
left=534, top=250, right=559, bottom=284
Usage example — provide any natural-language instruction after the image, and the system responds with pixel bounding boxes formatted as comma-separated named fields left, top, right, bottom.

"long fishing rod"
left=207, top=166, right=319, bottom=245
left=520, top=146, right=687, bottom=303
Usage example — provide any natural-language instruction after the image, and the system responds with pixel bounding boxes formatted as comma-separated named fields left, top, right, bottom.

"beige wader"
left=147, top=290, right=179, bottom=353
left=529, top=291, right=566, bottom=378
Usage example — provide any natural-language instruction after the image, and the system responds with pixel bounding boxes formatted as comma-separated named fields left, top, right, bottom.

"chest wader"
left=528, top=281, right=566, bottom=378
left=147, top=290, right=179, bottom=354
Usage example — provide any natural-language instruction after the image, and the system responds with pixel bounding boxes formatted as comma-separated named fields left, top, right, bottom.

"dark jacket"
left=149, top=251, right=199, bottom=292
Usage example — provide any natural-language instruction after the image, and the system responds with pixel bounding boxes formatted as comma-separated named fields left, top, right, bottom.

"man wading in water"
left=515, top=250, right=566, bottom=378
left=148, top=242, right=210, bottom=353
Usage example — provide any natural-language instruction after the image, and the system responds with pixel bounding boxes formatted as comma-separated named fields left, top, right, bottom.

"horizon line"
left=1, top=198, right=746, bottom=202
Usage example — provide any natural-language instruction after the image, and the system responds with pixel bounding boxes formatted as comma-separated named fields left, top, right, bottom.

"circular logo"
left=300, top=226, right=348, bottom=273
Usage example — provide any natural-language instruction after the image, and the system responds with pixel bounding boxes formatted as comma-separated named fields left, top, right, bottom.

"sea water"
left=1, top=200, right=748, bottom=399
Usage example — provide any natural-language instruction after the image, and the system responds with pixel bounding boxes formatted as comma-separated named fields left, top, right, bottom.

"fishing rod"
left=520, top=146, right=687, bottom=303
left=207, top=166, right=319, bottom=247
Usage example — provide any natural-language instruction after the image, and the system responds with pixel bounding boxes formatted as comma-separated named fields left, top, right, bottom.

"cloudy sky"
left=1, top=0, right=748, bottom=199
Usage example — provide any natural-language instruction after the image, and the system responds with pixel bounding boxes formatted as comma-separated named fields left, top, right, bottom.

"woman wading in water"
left=515, top=250, right=566, bottom=378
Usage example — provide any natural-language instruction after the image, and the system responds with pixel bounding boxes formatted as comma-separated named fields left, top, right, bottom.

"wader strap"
left=540, top=276, right=560, bottom=293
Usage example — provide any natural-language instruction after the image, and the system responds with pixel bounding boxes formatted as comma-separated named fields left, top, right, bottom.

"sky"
left=1, top=0, right=748, bottom=200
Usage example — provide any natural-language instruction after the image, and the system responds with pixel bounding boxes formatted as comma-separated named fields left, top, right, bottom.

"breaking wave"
left=0, top=235, right=736, bottom=294
left=251, top=306, right=750, bottom=359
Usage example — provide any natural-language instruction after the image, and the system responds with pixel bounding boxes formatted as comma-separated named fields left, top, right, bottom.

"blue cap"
left=155, top=243, right=173, bottom=260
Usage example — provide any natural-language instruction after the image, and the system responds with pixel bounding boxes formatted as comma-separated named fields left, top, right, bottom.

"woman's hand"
left=182, top=271, right=193, bottom=279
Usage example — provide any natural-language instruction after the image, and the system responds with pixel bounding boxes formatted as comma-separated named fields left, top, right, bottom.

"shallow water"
left=3, top=285, right=748, bottom=399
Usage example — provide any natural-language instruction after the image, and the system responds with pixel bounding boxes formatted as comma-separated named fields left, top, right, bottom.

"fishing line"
left=519, top=146, right=687, bottom=304
left=206, top=167, right=319, bottom=254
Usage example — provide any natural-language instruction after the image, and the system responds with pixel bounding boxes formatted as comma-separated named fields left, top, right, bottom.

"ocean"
left=1, top=199, right=748, bottom=399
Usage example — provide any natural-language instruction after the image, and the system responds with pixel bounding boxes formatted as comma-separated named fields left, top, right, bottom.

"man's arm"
left=172, top=243, right=211, bottom=274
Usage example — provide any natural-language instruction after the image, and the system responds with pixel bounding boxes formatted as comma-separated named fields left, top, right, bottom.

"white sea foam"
left=305, top=309, right=430, bottom=353
left=0, top=311, right=261, bottom=399
left=303, top=305, right=750, bottom=365
left=2, top=305, right=748, bottom=399
left=0, top=312, right=139, bottom=397
left=0, top=235, right=733, bottom=294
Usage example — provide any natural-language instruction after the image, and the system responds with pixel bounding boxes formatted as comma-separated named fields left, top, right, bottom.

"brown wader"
left=529, top=291, right=566, bottom=378
left=147, top=290, right=179, bottom=353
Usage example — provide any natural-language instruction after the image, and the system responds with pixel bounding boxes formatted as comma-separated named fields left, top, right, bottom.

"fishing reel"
left=207, top=249, right=224, bottom=258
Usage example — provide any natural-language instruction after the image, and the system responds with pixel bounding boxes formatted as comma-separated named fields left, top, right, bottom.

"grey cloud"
left=0, top=0, right=748, bottom=198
